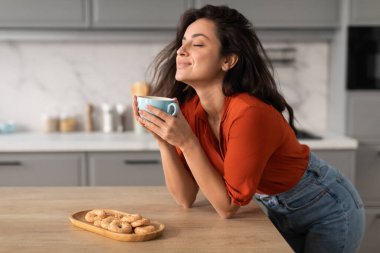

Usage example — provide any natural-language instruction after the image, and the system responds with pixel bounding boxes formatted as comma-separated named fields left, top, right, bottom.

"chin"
left=175, top=74, right=187, bottom=82
left=175, top=74, right=197, bottom=87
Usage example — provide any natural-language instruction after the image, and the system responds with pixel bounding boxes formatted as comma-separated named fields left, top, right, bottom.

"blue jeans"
left=255, top=152, right=365, bottom=253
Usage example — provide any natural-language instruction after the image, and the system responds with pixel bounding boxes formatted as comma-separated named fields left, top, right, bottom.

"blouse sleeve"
left=223, top=106, right=285, bottom=206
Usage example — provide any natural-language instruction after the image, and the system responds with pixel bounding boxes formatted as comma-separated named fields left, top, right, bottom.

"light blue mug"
left=137, top=96, right=179, bottom=117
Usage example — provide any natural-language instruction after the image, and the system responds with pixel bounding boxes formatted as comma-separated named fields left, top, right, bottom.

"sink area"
left=296, top=130, right=322, bottom=140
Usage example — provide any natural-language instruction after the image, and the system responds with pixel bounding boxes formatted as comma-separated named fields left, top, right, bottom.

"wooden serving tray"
left=69, top=209, right=165, bottom=242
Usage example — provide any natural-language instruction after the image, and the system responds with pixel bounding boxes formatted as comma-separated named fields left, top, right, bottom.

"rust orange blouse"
left=177, top=93, right=310, bottom=206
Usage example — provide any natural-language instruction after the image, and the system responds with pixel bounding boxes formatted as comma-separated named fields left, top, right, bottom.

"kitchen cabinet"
left=0, top=0, right=191, bottom=30
left=195, top=0, right=340, bottom=28
left=0, top=0, right=89, bottom=28
left=87, top=151, right=164, bottom=186
left=350, top=0, right=380, bottom=25
left=92, top=0, right=191, bottom=29
left=0, top=152, right=86, bottom=186
left=346, top=91, right=380, bottom=251
left=355, top=142, right=380, bottom=206
left=0, top=133, right=359, bottom=188
left=347, top=91, right=380, bottom=140
left=0, top=0, right=341, bottom=30
left=346, top=92, right=380, bottom=203
left=359, top=207, right=380, bottom=253
left=312, top=149, right=356, bottom=184
left=0, top=151, right=164, bottom=187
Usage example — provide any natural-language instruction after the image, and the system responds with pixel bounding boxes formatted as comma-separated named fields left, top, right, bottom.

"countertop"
left=0, top=186, right=293, bottom=253
left=0, top=131, right=358, bottom=152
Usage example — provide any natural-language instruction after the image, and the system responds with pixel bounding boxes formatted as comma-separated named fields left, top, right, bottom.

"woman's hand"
left=132, top=96, right=162, bottom=143
left=133, top=96, right=195, bottom=150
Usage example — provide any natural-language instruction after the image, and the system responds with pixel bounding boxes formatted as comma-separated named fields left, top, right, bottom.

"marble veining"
left=269, top=42, right=328, bottom=132
left=0, top=41, right=328, bottom=132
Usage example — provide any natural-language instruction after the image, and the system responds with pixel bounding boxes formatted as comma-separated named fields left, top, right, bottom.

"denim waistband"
left=306, top=151, right=326, bottom=176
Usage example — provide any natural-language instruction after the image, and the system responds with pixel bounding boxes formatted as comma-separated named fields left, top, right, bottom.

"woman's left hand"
left=138, top=102, right=195, bottom=150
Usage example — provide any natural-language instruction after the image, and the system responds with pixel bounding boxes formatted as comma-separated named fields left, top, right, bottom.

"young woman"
left=133, top=5, right=364, bottom=253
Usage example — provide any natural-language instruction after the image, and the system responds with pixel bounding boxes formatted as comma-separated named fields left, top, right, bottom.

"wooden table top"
left=0, top=187, right=293, bottom=253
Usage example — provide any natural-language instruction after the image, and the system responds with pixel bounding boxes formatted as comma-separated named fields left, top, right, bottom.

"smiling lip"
left=176, top=61, right=192, bottom=69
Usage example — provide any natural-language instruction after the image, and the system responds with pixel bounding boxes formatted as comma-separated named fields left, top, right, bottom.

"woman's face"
left=175, top=18, right=226, bottom=86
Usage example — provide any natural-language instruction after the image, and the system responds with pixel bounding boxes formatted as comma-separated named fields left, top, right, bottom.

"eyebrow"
left=183, top=33, right=210, bottom=40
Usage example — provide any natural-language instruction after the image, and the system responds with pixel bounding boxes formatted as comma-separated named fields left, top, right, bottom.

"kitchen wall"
left=0, top=41, right=328, bottom=132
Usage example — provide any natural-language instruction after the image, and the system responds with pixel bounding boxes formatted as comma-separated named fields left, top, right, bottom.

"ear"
left=221, top=54, right=239, bottom=72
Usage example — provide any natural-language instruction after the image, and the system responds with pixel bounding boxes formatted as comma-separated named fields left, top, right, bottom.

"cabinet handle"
left=124, top=160, right=160, bottom=165
left=0, top=161, right=22, bottom=166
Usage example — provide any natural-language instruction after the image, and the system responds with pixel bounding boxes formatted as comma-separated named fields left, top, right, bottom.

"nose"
left=177, top=44, right=187, bottom=56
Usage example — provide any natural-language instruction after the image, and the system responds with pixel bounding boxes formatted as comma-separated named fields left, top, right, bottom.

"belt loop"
left=307, top=152, right=322, bottom=177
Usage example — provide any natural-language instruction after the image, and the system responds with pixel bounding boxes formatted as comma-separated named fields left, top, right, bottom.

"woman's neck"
left=196, top=85, right=225, bottom=122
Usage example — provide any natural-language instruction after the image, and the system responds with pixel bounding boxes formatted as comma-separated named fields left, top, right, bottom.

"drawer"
left=88, top=151, right=164, bottom=186
left=0, top=152, right=86, bottom=186
left=356, top=143, right=380, bottom=205
left=197, top=0, right=340, bottom=28
left=347, top=92, right=380, bottom=139
left=359, top=207, right=380, bottom=253
left=92, top=0, right=190, bottom=28
left=351, top=0, right=380, bottom=25
left=312, top=149, right=356, bottom=184
left=0, top=0, right=89, bottom=28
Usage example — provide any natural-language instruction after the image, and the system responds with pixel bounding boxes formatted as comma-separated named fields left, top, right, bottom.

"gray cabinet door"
left=92, top=0, right=191, bottom=28
left=359, top=207, right=380, bottom=253
left=0, top=153, right=86, bottom=186
left=0, top=0, right=89, bottom=28
left=355, top=142, right=380, bottom=205
left=351, top=0, right=380, bottom=25
left=312, top=149, right=356, bottom=184
left=347, top=92, right=380, bottom=139
left=196, top=0, right=340, bottom=28
left=88, top=151, right=164, bottom=186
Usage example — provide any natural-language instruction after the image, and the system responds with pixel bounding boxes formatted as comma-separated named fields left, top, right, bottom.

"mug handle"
left=167, top=103, right=179, bottom=116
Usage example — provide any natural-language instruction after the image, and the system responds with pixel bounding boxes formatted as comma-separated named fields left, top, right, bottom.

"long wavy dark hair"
left=149, top=5, right=296, bottom=133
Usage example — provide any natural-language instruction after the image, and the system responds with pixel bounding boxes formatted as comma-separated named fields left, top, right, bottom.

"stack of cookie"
left=84, top=209, right=156, bottom=235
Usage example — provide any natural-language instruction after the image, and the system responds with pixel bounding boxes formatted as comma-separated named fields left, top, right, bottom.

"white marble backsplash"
left=0, top=41, right=328, bottom=133
left=269, top=42, right=328, bottom=132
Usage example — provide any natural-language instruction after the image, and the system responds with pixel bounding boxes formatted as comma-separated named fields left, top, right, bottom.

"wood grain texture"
left=0, top=187, right=293, bottom=253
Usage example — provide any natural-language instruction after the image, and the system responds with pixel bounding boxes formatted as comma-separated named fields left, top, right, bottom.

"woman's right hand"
left=132, top=95, right=168, bottom=145
left=133, top=95, right=198, bottom=153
